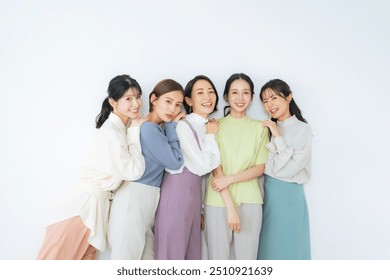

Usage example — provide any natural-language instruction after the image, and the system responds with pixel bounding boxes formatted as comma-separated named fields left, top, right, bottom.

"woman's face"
left=226, top=79, right=252, bottom=117
left=152, top=90, right=184, bottom=123
left=185, top=79, right=217, bottom=118
left=110, top=88, right=142, bottom=125
left=261, top=88, right=292, bottom=121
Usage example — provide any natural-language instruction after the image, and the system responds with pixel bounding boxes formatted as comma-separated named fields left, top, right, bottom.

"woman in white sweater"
left=257, top=79, right=312, bottom=260
left=37, top=74, right=145, bottom=259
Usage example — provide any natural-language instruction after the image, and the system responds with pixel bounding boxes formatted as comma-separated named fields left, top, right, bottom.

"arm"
left=141, top=122, right=184, bottom=170
left=266, top=126, right=312, bottom=178
left=211, top=164, right=264, bottom=192
left=170, top=121, right=220, bottom=175
left=211, top=165, right=240, bottom=232
left=108, top=126, right=145, bottom=182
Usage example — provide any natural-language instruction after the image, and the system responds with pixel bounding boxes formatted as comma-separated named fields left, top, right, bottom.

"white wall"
left=0, top=0, right=389, bottom=259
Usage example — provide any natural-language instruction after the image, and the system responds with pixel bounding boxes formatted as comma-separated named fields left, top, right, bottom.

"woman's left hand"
left=262, top=119, right=281, bottom=137
left=211, top=175, right=231, bottom=192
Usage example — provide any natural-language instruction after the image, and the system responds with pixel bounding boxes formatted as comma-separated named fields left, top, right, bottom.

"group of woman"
left=37, top=73, right=312, bottom=260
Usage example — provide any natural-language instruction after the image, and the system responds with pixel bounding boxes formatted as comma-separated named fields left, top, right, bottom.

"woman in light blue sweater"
left=108, top=79, right=185, bottom=260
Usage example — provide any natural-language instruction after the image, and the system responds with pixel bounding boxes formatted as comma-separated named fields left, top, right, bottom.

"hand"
left=129, top=115, right=147, bottom=127
left=173, top=111, right=186, bottom=122
left=200, top=214, right=205, bottom=231
left=206, top=118, right=219, bottom=134
left=227, top=207, right=240, bottom=233
left=211, top=175, right=231, bottom=192
left=262, top=119, right=281, bottom=137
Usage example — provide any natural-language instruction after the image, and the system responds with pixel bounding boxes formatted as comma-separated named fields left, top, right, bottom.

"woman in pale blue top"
left=108, top=79, right=185, bottom=260
left=257, top=79, right=312, bottom=260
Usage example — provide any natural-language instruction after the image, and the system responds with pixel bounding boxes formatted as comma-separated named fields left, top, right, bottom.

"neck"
left=193, top=111, right=208, bottom=119
left=146, top=112, right=163, bottom=125
left=229, top=109, right=246, bottom=119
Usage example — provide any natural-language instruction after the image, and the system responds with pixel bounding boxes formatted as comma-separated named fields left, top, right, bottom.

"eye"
left=244, top=91, right=251, bottom=95
left=262, top=100, right=268, bottom=104
left=176, top=103, right=182, bottom=108
left=166, top=100, right=172, bottom=104
left=136, top=95, right=141, bottom=100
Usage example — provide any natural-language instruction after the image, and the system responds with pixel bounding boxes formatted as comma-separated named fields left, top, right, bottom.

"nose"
left=204, top=91, right=211, bottom=100
left=131, top=99, right=139, bottom=108
left=169, top=103, right=176, bottom=113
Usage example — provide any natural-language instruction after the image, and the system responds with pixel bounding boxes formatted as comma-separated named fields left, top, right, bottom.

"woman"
left=108, top=79, right=185, bottom=260
left=257, top=79, right=312, bottom=260
left=205, top=73, right=269, bottom=260
left=37, top=74, right=145, bottom=259
left=154, top=75, right=220, bottom=259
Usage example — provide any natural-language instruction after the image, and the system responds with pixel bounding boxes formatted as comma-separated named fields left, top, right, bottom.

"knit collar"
left=277, top=115, right=297, bottom=127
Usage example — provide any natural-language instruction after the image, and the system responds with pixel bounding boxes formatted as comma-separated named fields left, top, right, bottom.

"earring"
left=189, top=106, right=192, bottom=113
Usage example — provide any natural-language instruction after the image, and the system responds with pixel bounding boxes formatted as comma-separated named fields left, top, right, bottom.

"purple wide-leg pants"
left=154, top=168, right=201, bottom=260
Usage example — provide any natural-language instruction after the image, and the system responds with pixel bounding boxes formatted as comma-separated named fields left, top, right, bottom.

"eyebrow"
left=164, top=96, right=182, bottom=103
left=230, top=88, right=250, bottom=91
left=125, top=92, right=140, bottom=97
left=195, top=87, right=213, bottom=91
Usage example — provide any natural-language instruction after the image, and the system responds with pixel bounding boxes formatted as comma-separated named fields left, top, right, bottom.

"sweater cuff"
left=127, top=126, right=141, bottom=145
left=165, top=122, right=179, bottom=141
left=273, top=136, right=287, bottom=151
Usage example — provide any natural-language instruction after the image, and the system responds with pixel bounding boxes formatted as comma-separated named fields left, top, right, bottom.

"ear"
left=108, top=98, right=117, bottom=109
left=223, top=95, right=229, bottom=102
left=287, top=93, right=293, bottom=103
left=184, top=96, right=193, bottom=107
left=150, top=93, right=157, bottom=105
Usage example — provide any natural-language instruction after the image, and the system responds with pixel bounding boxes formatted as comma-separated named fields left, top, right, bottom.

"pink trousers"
left=37, top=216, right=96, bottom=260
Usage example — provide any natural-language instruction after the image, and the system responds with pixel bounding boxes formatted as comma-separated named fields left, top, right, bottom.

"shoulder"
left=140, top=122, right=163, bottom=139
left=294, top=120, right=312, bottom=136
left=246, top=118, right=267, bottom=133
left=140, top=121, right=160, bottom=132
left=96, top=121, right=122, bottom=142
left=288, top=121, right=312, bottom=143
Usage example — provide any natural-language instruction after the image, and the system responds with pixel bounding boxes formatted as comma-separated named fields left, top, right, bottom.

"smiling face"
left=185, top=79, right=217, bottom=119
left=226, top=79, right=252, bottom=118
left=109, top=88, right=142, bottom=125
left=261, top=88, right=292, bottom=121
left=151, top=90, right=183, bottom=123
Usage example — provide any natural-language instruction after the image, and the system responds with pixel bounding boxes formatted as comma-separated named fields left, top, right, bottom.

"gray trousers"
left=204, top=204, right=262, bottom=260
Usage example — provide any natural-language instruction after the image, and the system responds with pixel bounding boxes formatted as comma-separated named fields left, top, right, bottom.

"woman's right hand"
left=173, top=111, right=186, bottom=122
left=206, top=118, right=219, bottom=134
left=227, top=207, right=240, bottom=233
left=130, top=116, right=147, bottom=127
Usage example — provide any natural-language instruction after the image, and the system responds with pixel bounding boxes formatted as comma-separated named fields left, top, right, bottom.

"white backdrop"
left=0, top=0, right=389, bottom=260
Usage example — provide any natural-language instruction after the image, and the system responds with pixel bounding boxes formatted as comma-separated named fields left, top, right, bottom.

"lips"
left=201, top=102, right=213, bottom=107
left=166, top=114, right=173, bottom=119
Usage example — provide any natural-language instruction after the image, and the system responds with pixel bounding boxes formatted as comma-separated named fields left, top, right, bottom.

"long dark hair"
left=223, top=73, right=254, bottom=116
left=148, top=79, right=184, bottom=112
left=259, top=79, right=307, bottom=123
left=183, top=75, right=219, bottom=114
left=95, top=74, right=142, bottom=128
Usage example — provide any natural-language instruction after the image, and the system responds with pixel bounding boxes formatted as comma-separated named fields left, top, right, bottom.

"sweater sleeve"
left=141, top=122, right=184, bottom=170
left=174, top=120, right=220, bottom=176
left=108, top=126, right=145, bottom=181
left=266, top=125, right=312, bottom=178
